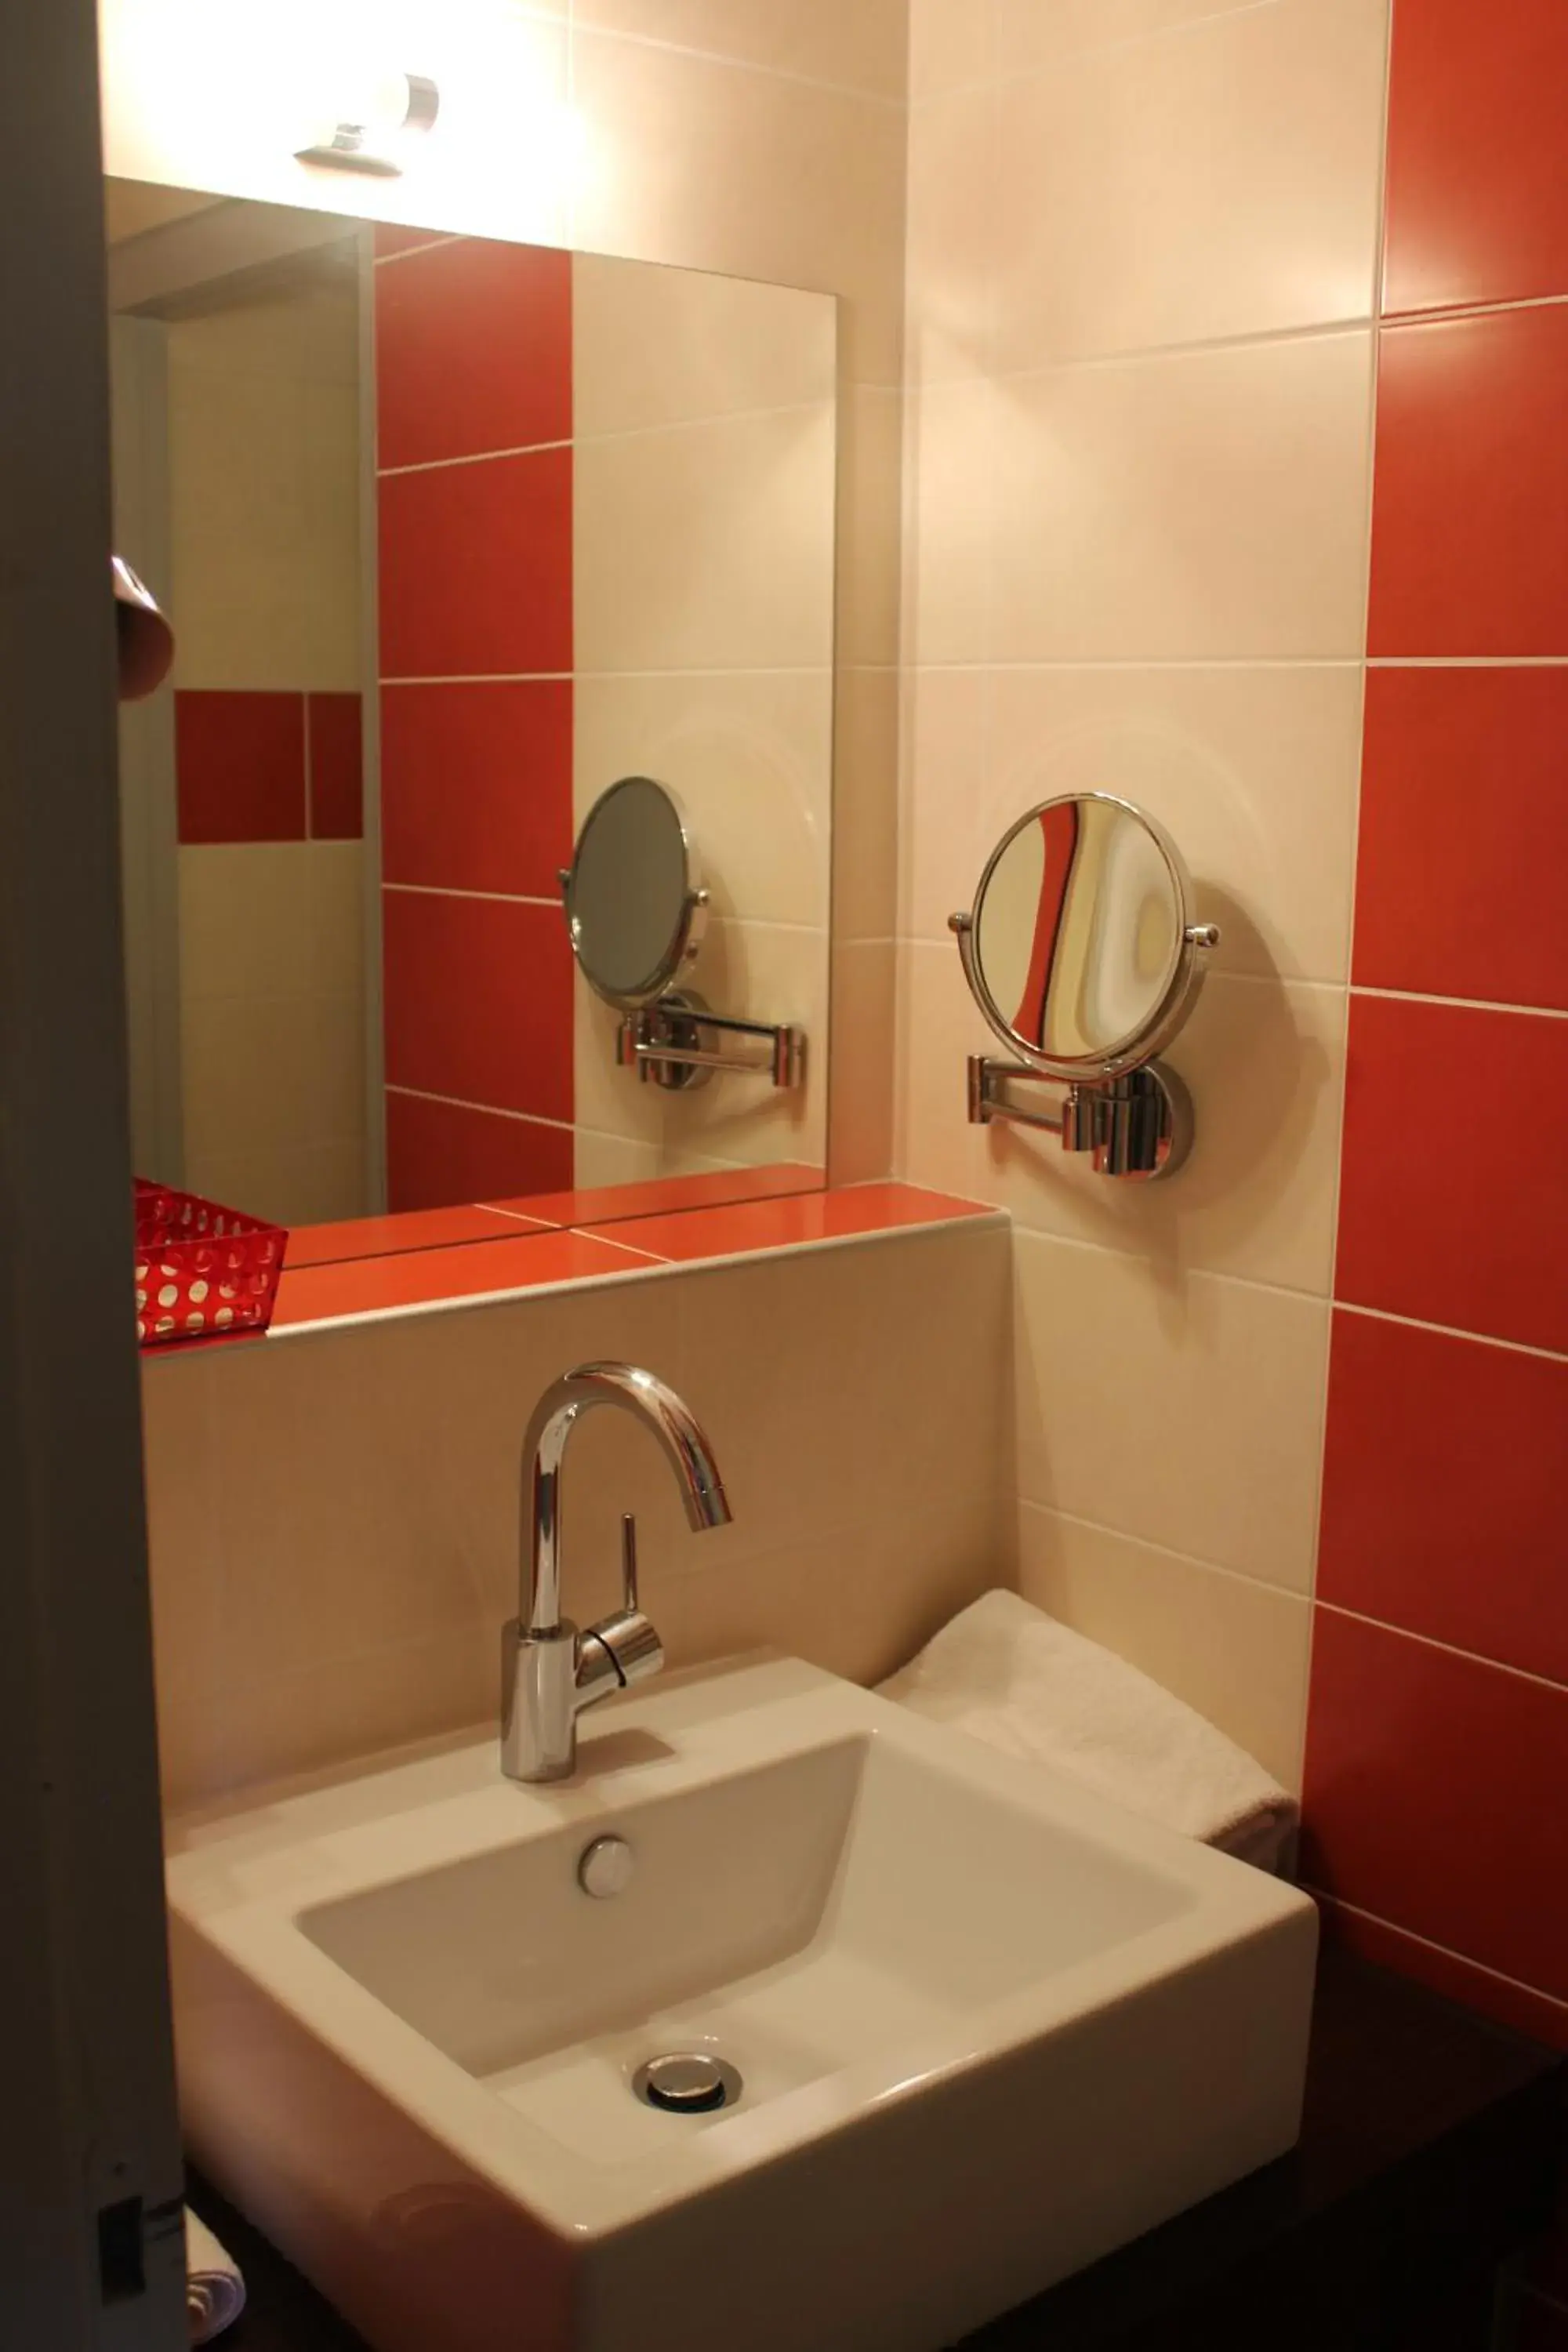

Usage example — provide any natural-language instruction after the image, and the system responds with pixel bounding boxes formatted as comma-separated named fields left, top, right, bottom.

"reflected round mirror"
left=564, top=776, right=705, bottom=1010
left=959, top=793, right=1205, bottom=1078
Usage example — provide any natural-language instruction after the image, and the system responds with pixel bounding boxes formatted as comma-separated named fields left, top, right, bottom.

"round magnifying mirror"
left=958, top=793, right=1210, bottom=1078
left=564, top=776, right=705, bottom=1010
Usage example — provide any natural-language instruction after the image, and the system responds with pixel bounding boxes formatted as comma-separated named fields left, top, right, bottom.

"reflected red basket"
left=132, top=1180, right=288, bottom=1348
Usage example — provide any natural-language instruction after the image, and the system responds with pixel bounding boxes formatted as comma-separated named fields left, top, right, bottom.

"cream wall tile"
left=898, top=946, right=1346, bottom=1294
left=571, top=0, right=909, bottom=102
left=898, top=665, right=988, bottom=941
left=218, top=1623, right=495, bottom=1800
left=179, top=844, right=313, bottom=1004
left=575, top=404, right=836, bottom=673
left=829, top=939, right=898, bottom=1183
left=572, top=670, right=831, bottom=931
left=993, top=0, right=1297, bottom=75
left=570, top=31, right=906, bottom=385
left=902, top=376, right=995, bottom=666
left=990, top=0, right=1385, bottom=368
left=140, top=1351, right=220, bottom=1700
left=203, top=1316, right=491, bottom=1686
left=572, top=254, right=836, bottom=437
left=909, top=0, right=993, bottom=98
left=832, top=666, right=900, bottom=945
left=201, top=1138, right=366, bottom=1228
left=1012, top=1229, right=1330, bottom=1591
left=303, top=841, right=368, bottom=1000
left=1018, top=1504, right=1312, bottom=1790
left=905, top=82, right=994, bottom=383
left=837, top=387, right=904, bottom=669
left=182, top=994, right=363, bottom=1164
left=987, top=330, right=1374, bottom=662
left=979, top=666, right=1364, bottom=984
left=574, top=1130, right=663, bottom=1189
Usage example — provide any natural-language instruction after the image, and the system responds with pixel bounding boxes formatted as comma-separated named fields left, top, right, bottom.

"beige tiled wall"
left=167, top=276, right=368, bottom=1225
left=145, top=1221, right=1013, bottom=1810
left=100, top=0, right=912, bottom=1188
left=571, top=255, right=835, bottom=1185
left=897, top=0, right=1393, bottom=1789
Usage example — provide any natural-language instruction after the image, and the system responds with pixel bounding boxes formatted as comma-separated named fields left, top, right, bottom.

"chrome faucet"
left=500, top=1363, right=731, bottom=1783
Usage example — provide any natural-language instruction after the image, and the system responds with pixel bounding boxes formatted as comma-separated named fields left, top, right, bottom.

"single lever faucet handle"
left=621, top=1513, right=639, bottom=1613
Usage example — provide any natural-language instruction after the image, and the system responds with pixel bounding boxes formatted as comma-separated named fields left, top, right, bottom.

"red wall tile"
left=384, top=1089, right=572, bottom=1214
left=1319, top=1310, right=1568, bottom=1686
left=381, top=888, right=573, bottom=1122
left=1301, top=1608, right=1568, bottom=2002
left=380, top=680, right=572, bottom=895
left=1355, top=667, right=1568, bottom=1011
left=1316, top=1896, right=1568, bottom=2052
left=1383, top=0, right=1568, bottom=318
left=1336, top=994, right=1568, bottom=1353
left=1368, top=307, right=1568, bottom=659
left=378, top=446, right=572, bottom=680
left=175, top=690, right=306, bottom=844
left=376, top=237, right=572, bottom=470
left=307, top=692, right=364, bottom=840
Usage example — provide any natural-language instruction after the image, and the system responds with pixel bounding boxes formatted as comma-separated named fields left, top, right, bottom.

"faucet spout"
left=519, top=1363, right=732, bottom=1636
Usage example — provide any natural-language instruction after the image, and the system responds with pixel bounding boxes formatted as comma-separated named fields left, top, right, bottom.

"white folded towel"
left=878, top=1589, right=1298, bottom=1872
left=186, top=2209, right=245, bottom=2344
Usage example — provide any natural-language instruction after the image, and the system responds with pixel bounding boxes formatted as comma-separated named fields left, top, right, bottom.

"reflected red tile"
left=1319, top=1309, right=1568, bottom=1686
left=176, top=691, right=306, bottom=844
left=1314, top=1896, right=1568, bottom=2053
left=1336, top=995, right=1568, bottom=1353
left=272, top=1228, right=657, bottom=1326
left=604, top=1182, right=993, bottom=1264
left=307, top=692, right=363, bottom=840
left=1301, top=1607, right=1568, bottom=2002
left=381, top=680, right=572, bottom=895
left=499, top=1163, right=823, bottom=1229
left=375, top=237, right=571, bottom=470
left=1383, top=0, right=1568, bottom=318
left=1368, top=307, right=1568, bottom=658
left=1355, top=667, right=1568, bottom=1011
left=378, top=447, right=572, bottom=679
left=385, top=1091, right=572, bottom=1214
left=382, top=891, right=572, bottom=1121
left=283, top=1204, right=549, bottom=1270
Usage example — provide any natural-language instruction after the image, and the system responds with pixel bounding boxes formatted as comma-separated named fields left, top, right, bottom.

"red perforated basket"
left=132, top=1180, right=287, bottom=1348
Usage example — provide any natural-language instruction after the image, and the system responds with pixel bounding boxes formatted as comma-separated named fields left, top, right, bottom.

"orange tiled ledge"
left=265, top=1184, right=996, bottom=1333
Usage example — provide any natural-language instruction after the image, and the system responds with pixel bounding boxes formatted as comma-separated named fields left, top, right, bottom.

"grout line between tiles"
left=383, top=883, right=557, bottom=908
left=379, top=440, right=572, bottom=477
left=1332, top=1298, right=1568, bottom=1367
left=1313, top=1893, right=1568, bottom=2021
left=1017, top=1497, right=1311, bottom=1608
left=1314, top=1599, right=1568, bottom=1697
left=1385, top=287, right=1568, bottom=330
left=1367, top=654, right=1568, bottom=667
left=1352, top=984, right=1566, bottom=1022
left=385, top=1084, right=572, bottom=1134
left=568, top=21, right=906, bottom=110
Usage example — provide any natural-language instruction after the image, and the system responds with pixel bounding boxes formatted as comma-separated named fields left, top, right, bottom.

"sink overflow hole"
left=632, top=2053, right=742, bottom=2114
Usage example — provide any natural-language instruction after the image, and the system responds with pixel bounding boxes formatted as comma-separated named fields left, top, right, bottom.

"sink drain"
left=632, top=2053, right=742, bottom=2114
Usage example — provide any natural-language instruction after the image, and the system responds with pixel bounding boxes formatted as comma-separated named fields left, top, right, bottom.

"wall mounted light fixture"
left=297, top=69, right=439, bottom=175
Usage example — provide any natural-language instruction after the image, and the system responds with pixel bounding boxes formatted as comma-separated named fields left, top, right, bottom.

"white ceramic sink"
left=167, top=1653, right=1316, bottom=2352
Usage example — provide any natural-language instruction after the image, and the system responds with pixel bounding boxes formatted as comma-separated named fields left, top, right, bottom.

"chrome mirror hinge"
left=617, top=992, right=804, bottom=1091
left=966, top=1055, right=1193, bottom=1181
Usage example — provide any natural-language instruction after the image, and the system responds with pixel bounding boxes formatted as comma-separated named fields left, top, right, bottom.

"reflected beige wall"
left=165, top=274, right=369, bottom=1223
left=571, top=255, right=834, bottom=1187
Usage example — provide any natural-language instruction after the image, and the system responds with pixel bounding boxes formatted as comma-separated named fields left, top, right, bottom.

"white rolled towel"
left=186, top=2209, right=245, bottom=2344
left=878, top=1589, right=1298, bottom=1872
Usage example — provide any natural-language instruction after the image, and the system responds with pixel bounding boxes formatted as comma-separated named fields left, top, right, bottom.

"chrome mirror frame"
left=948, top=791, right=1219, bottom=1181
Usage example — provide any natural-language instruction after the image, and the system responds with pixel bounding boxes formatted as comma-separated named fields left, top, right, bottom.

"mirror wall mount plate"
left=565, top=777, right=806, bottom=1093
left=949, top=793, right=1219, bottom=1181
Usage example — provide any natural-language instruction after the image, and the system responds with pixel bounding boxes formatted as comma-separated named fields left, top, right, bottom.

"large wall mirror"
left=106, top=177, right=835, bottom=1271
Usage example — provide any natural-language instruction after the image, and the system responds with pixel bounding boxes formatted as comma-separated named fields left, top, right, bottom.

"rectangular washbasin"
left=167, top=1653, right=1316, bottom=2352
